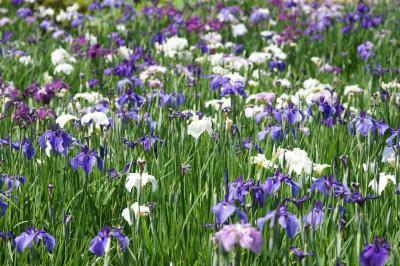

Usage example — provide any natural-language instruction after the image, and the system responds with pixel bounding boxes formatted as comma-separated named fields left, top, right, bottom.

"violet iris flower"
left=212, top=202, right=248, bottom=225
left=304, top=201, right=325, bottom=230
left=360, top=237, right=390, bottom=266
left=212, top=223, right=263, bottom=254
left=38, top=125, right=75, bottom=156
left=349, top=112, right=389, bottom=136
left=15, top=227, right=55, bottom=252
left=257, top=204, right=300, bottom=239
left=357, top=41, right=374, bottom=60
left=70, top=146, right=104, bottom=175
left=89, top=226, right=129, bottom=257
left=386, top=128, right=400, bottom=147
left=0, top=175, right=26, bottom=215
left=22, top=138, right=36, bottom=160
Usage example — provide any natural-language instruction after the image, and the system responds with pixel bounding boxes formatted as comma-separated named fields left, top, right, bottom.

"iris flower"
left=70, top=146, right=104, bottom=175
left=15, top=227, right=55, bottom=252
left=360, top=237, right=390, bottom=266
left=212, top=223, right=263, bottom=254
left=89, top=226, right=129, bottom=257
left=257, top=204, right=300, bottom=239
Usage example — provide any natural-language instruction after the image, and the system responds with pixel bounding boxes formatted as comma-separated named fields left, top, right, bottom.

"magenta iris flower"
left=89, top=226, right=129, bottom=257
left=15, top=227, right=55, bottom=252
left=212, top=223, right=263, bottom=254
left=360, top=237, right=390, bottom=266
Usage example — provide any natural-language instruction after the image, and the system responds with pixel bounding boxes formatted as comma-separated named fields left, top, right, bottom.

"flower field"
left=0, top=0, right=399, bottom=265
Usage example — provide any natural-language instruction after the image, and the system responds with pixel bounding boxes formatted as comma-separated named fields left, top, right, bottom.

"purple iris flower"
left=357, top=41, right=374, bottom=61
left=290, top=246, right=314, bottom=261
left=208, top=75, right=247, bottom=97
left=227, top=176, right=252, bottom=205
left=349, top=112, right=389, bottom=136
left=89, top=226, right=129, bottom=257
left=212, top=202, right=248, bottom=225
left=15, top=227, right=55, bottom=252
left=386, top=128, right=399, bottom=147
left=360, top=237, right=390, bottom=266
left=117, top=89, right=145, bottom=107
left=22, top=138, right=36, bottom=160
left=212, top=223, right=263, bottom=254
left=70, top=146, right=104, bottom=175
left=0, top=175, right=26, bottom=215
left=38, top=125, right=75, bottom=156
left=16, top=8, right=32, bottom=18
left=257, top=204, right=300, bottom=239
left=304, top=201, right=325, bottom=230
left=260, top=171, right=300, bottom=198
left=310, top=175, right=351, bottom=198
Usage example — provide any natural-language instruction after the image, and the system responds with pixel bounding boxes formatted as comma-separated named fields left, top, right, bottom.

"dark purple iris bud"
left=212, top=202, right=248, bottom=225
left=290, top=246, right=314, bottom=261
left=15, top=227, right=55, bottom=252
left=344, top=192, right=379, bottom=207
left=286, top=195, right=311, bottom=209
left=89, top=226, right=129, bottom=257
left=12, top=0, right=24, bottom=5
left=0, top=231, right=15, bottom=243
left=304, top=201, right=325, bottom=230
left=88, top=79, right=99, bottom=89
left=357, top=4, right=370, bottom=14
left=257, top=204, right=300, bottom=239
left=70, top=146, right=103, bottom=175
left=38, top=125, right=75, bottom=156
left=360, top=237, right=390, bottom=266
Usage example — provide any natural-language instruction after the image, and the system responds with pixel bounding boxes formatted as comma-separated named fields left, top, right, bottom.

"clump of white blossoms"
left=250, top=154, right=277, bottom=169
left=344, top=84, right=364, bottom=96
left=155, top=36, right=192, bottom=60
left=296, top=78, right=337, bottom=106
left=231, top=23, right=248, bottom=37
left=51, top=47, right=76, bottom=76
left=187, top=115, right=213, bottom=140
left=274, top=148, right=316, bottom=176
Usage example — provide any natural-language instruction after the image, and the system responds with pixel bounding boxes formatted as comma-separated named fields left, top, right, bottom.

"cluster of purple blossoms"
left=38, top=125, right=75, bottom=156
left=70, top=146, right=104, bottom=175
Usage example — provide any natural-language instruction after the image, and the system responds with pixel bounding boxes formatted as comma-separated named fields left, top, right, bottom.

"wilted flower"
left=15, top=227, right=55, bottom=252
left=212, top=223, right=263, bottom=254
left=89, top=226, right=129, bottom=257
left=290, top=246, right=314, bottom=262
